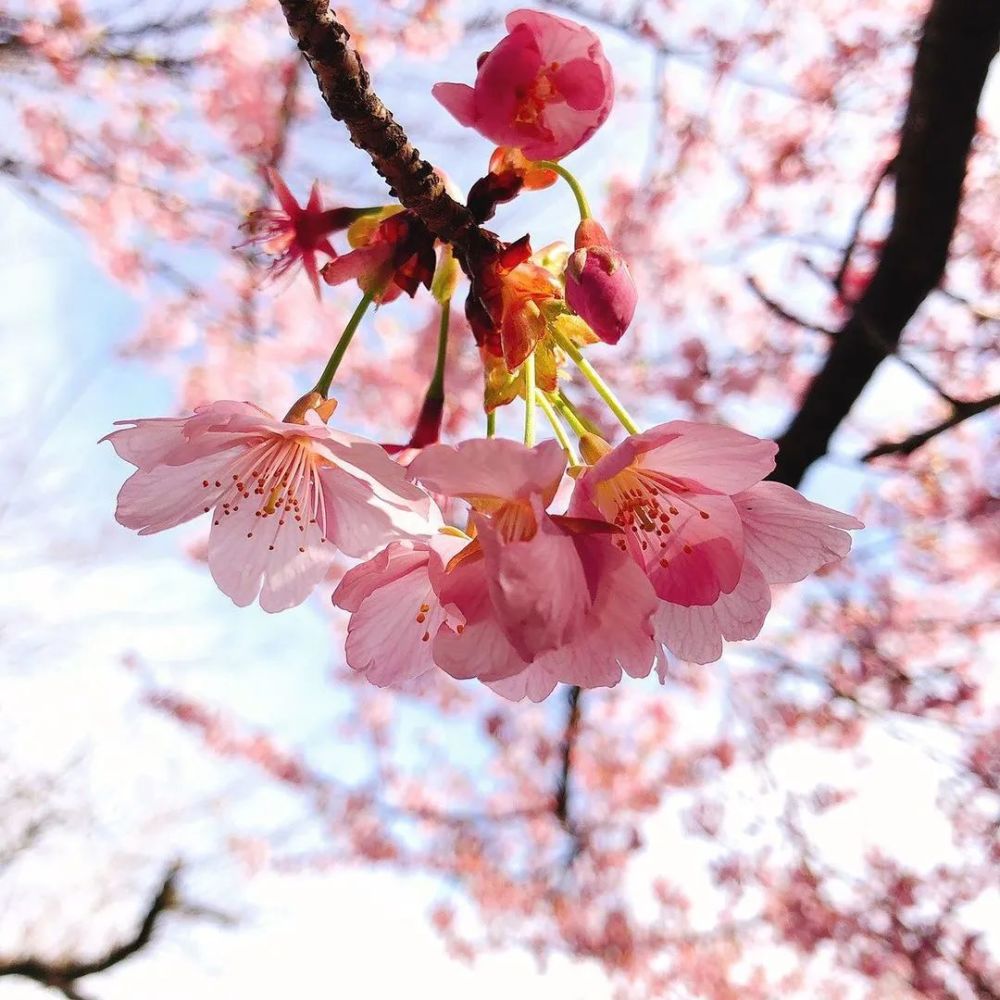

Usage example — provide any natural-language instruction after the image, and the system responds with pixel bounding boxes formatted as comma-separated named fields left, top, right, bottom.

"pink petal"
left=115, top=447, right=244, bottom=535
left=340, top=548, right=457, bottom=687
left=646, top=494, right=745, bottom=606
left=333, top=541, right=429, bottom=613
left=552, top=58, right=609, bottom=112
left=318, top=464, right=426, bottom=559
left=505, top=9, right=600, bottom=64
left=407, top=438, right=566, bottom=505
left=265, top=167, right=301, bottom=219
left=101, top=416, right=190, bottom=469
left=487, top=666, right=559, bottom=703
left=633, top=421, right=778, bottom=494
left=430, top=82, right=478, bottom=127
left=736, top=482, right=863, bottom=584
left=207, top=488, right=335, bottom=611
left=654, top=564, right=771, bottom=664
left=474, top=505, right=592, bottom=661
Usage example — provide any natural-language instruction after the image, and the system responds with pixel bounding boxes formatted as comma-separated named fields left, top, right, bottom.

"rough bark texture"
left=770, top=0, right=1000, bottom=488
left=276, top=1, right=502, bottom=275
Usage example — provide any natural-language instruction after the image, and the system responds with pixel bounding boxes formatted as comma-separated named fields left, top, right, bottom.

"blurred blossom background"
left=1, top=1, right=998, bottom=997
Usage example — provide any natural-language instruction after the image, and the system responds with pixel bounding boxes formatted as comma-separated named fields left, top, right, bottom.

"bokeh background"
left=1, top=1, right=998, bottom=997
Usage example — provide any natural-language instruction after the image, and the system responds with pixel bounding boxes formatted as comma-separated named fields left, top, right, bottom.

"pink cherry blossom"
left=655, top=482, right=863, bottom=664
left=240, top=168, right=353, bottom=299
left=405, top=438, right=658, bottom=700
left=333, top=532, right=468, bottom=687
left=571, top=422, right=779, bottom=606
left=103, top=398, right=432, bottom=611
left=432, top=9, right=614, bottom=161
left=565, top=219, right=637, bottom=345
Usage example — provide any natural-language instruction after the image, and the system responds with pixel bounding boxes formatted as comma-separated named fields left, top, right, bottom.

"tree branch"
left=0, top=864, right=180, bottom=997
left=771, top=0, right=1000, bottom=488
left=863, top=391, right=1000, bottom=460
left=274, top=1, right=500, bottom=274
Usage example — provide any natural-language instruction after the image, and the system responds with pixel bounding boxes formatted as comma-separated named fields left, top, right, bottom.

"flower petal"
left=737, top=482, right=863, bottom=584
left=654, top=564, right=771, bottom=664
left=407, top=438, right=566, bottom=506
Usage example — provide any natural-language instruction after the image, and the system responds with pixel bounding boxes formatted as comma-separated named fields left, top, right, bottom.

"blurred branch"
left=833, top=157, right=895, bottom=295
left=0, top=864, right=180, bottom=1000
left=771, top=0, right=1000, bottom=487
left=863, top=391, right=1000, bottom=460
left=745, top=274, right=838, bottom=335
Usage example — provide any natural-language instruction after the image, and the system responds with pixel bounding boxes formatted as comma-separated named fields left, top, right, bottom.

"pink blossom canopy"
left=432, top=9, right=614, bottom=161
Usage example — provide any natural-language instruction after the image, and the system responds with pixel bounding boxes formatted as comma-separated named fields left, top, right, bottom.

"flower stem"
left=428, top=301, right=450, bottom=399
left=538, top=392, right=578, bottom=464
left=550, top=391, right=588, bottom=436
left=534, top=160, right=591, bottom=220
left=486, top=410, right=496, bottom=438
left=522, top=352, right=537, bottom=447
left=550, top=329, right=640, bottom=435
left=312, top=288, right=377, bottom=398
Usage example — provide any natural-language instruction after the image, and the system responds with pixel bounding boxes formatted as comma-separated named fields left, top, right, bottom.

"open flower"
left=655, top=482, right=863, bottom=664
left=103, top=397, right=432, bottom=611
left=565, top=218, right=637, bottom=345
left=407, top=438, right=658, bottom=700
left=571, top=422, right=779, bottom=606
left=433, top=9, right=614, bottom=160
left=321, top=208, right=436, bottom=304
left=239, top=168, right=358, bottom=299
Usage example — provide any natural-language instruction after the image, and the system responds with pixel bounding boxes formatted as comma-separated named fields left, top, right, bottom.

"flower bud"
left=564, top=220, right=637, bottom=345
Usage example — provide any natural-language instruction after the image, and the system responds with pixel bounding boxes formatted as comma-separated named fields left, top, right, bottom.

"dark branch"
left=0, top=864, right=180, bottom=996
left=771, top=0, right=1000, bottom=487
left=832, top=157, right=895, bottom=295
left=745, top=275, right=838, bottom=336
left=863, top=391, right=1000, bottom=460
left=273, top=1, right=500, bottom=274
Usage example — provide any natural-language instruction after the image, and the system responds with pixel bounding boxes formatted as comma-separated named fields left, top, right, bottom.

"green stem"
left=486, top=410, right=496, bottom=439
left=534, top=160, right=591, bottom=220
left=523, top=352, right=537, bottom=446
left=312, top=289, right=377, bottom=397
left=538, top=392, right=578, bottom=464
left=550, top=329, right=640, bottom=435
left=550, top=391, right=588, bottom=436
left=428, top=301, right=450, bottom=398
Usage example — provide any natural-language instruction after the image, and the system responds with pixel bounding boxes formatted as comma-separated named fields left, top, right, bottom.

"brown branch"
left=0, top=864, right=180, bottom=998
left=771, top=0, right=1000, bottom=488
left=863, top=391, right=1000, bottom=460
left=274, top=1, right=500, bottom=274
left=745, top=275, right=838, bottom=336
left=833, top=157, right=895, bottom=295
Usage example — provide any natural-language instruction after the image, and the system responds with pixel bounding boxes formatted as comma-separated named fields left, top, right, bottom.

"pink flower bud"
left=564, top=220, right=637, bottom=345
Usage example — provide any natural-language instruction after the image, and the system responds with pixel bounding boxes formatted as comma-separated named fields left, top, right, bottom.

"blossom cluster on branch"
left=104, top=9, right=860, bottom=701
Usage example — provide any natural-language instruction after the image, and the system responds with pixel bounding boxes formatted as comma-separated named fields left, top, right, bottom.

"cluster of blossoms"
left=104, top=9, right=861, bottom=700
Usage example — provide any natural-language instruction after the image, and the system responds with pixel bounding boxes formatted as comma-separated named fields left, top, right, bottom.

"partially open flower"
left=565, top=219, right=637, bottom=345
left=103, top=398, right=433, bottom=611
left=433, top=9, right=614, bottom=161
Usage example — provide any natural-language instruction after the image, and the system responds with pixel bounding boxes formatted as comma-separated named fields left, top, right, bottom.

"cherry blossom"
left=571, top=422, right=779, bottom=606
left=656, top=482, right=863, bottom=664
left=432, top=9, right=614, bottom=160
left=103, top=396, right=433, bottom=611
left=405, top=438, right=658, bottom=700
